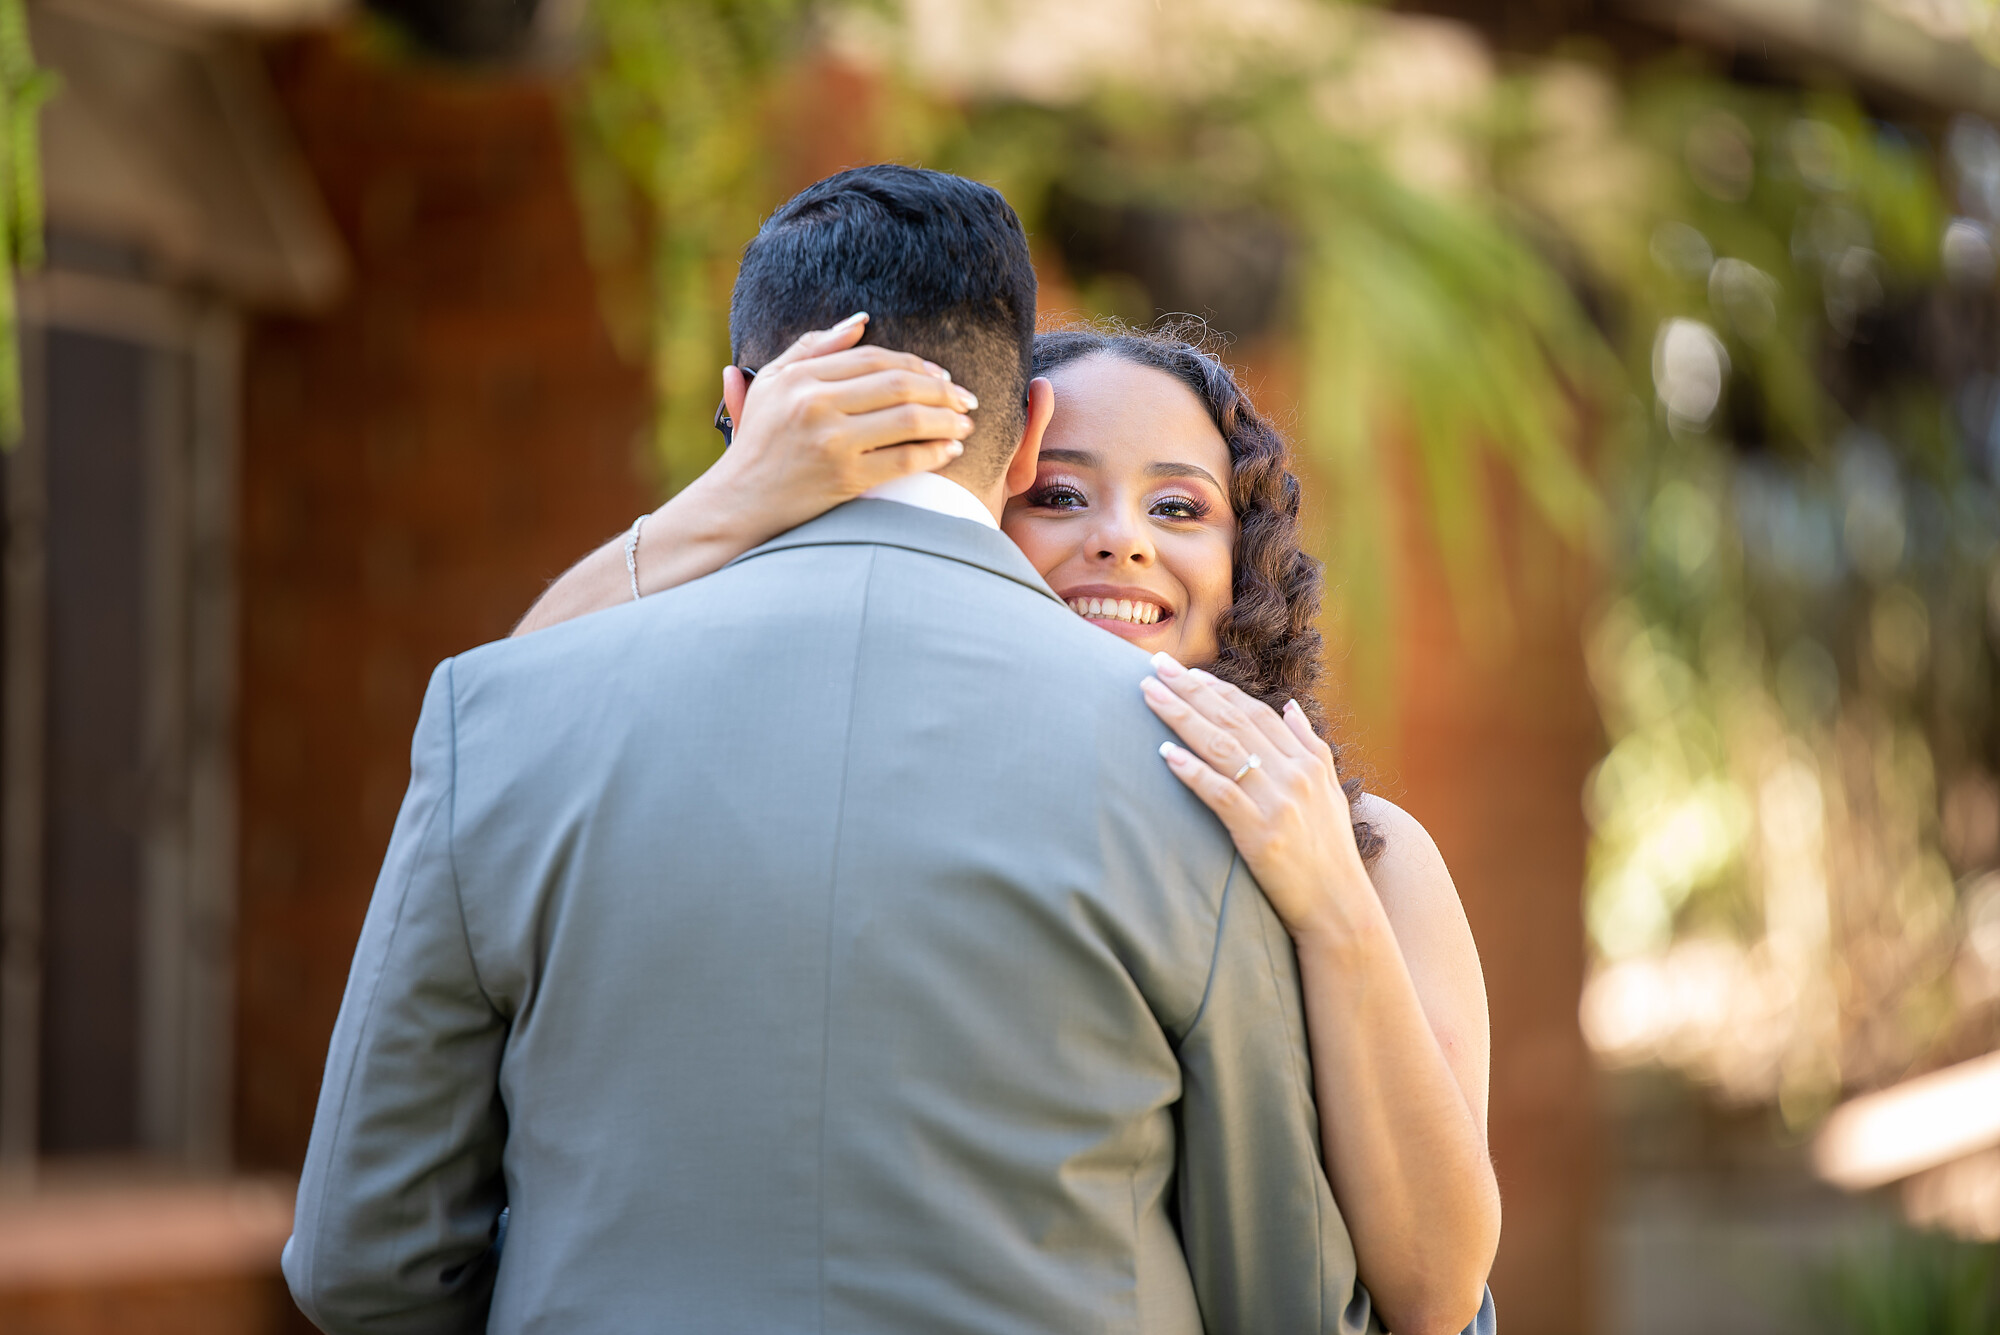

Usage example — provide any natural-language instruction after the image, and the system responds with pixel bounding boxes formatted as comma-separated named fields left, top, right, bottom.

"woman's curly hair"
left=1033, top=323, right=1383, bottom=863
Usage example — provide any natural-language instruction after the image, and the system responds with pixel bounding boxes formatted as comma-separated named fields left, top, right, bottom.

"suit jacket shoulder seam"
left=1171, top=854, right=1246, bottom=1049
left=298, top=729, right=457, bottom=1315
left=1247, top=866, right=1327, bottom=1331
left=440, top=658, right=500, bottom=1013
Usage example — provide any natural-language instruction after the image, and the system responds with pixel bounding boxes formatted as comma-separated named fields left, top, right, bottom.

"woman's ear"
left=1004, top=377, right=1055, bottom=498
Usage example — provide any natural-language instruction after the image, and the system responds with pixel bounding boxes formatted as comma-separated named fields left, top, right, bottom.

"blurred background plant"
left=1812, top=1226, right=2000, bottom=1335
left=568, top=0, right=811, bottom=488
left=1568, top=78, right=2000, bottom=1132
left=0, top=0, right=52, bottom=446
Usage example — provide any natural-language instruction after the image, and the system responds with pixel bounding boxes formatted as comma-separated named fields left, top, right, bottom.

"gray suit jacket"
left=283, top=500, right=1426, bottom=1334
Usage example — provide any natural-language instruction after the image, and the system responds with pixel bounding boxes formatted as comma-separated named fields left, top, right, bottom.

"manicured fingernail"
left=1284, top=699, right=1300, bottom=714
left=832, top=311, right=868, bottom=332
left=945, top=441, right=964, bottom=457
left=1187, top=667, right=1215, bottom=683
left=922, top=360, right=951, bottom=381
left=955, top=388, right=979, bottom=410
left=1159, top=740, right=1186, bottom=761
left=1141, top=676, right=1172, bottom=701
left=1151, top=651, right=1184, bottom=677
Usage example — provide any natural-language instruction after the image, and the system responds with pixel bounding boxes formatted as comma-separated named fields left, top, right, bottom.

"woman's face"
left=1002, top=355, right=1237, bottom=664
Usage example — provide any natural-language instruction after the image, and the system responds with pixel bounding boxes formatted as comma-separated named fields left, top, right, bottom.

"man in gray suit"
left=285, top=165, right=1377, bottom=1334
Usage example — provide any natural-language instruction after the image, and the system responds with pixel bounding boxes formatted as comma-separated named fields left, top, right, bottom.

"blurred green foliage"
left=568, top=0, right=810, bottom=488
left=1814, top=1228, right=2000, bottom=1335
left=0, top=0, right=51, bottom=448
left=1568, top=67, right=2000, bottom=1111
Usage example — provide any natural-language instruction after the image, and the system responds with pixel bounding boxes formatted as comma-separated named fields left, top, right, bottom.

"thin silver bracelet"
left=623, top=513, right=649, bottom=601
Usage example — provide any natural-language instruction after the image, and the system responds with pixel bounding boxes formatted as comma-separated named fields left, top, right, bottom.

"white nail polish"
left=1151, top=651, right=1178, bottom=673
left=1159, top=741, right=1178, bottom=759
left=832, top=311, right=868, bottom=332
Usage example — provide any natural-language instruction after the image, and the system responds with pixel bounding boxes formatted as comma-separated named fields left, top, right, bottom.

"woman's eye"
left=1031, top=484, right=1087, bottom=510
left=1151, top=494, right=1209, bottom=521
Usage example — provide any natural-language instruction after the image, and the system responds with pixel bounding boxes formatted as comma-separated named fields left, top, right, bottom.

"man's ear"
left=722, top=365, right=751, bottom=425
left=1003, top=377, right=1055, bottom=498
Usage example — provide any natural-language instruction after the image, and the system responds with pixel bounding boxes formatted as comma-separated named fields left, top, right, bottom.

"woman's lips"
left=1060, top=590, right=1174, bottom=641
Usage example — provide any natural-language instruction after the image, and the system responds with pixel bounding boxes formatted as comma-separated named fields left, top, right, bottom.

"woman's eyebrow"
left=1146, top=461, right=1225, bottom=491
left=1037, top=449, right=1096, bottom=467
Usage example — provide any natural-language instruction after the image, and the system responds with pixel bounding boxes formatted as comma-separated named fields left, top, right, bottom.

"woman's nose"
left=1087, top=507, right=1155, bottom=566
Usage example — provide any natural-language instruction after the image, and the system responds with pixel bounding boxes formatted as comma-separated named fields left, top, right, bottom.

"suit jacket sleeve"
left=283, top=660, right=509, bottom=1335
left=1175, top=856, right=1382, bottom=1335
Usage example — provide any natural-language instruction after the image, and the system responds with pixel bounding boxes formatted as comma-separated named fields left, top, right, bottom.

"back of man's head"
left=730, top=165, right=1037, bottom=482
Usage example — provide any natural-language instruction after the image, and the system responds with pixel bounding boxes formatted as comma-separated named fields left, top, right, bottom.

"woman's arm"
left=514, top=315, right=979, bottom=636
left=1295, top=796, right=1495, bottom=1335
left=1141, top=657, right=1499, bottom=1335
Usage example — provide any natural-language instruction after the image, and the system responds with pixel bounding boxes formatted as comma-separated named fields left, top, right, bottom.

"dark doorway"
left=37, top=327, right=156, bottom=1153
left=2, top=281, right=231, bottom=1170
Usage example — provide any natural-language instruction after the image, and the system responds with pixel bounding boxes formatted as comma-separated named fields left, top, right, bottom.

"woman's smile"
left=1059, top=583, right=1174, bottom=636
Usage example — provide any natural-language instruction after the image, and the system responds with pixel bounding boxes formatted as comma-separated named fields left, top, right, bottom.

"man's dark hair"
left=730, top=164, right=1037, bottom=479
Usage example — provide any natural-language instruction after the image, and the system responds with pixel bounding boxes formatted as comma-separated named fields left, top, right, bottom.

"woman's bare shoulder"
left=1352, top=794, right=1459, bottom=908
left=1348, top=795, right=1488, bottom=1007
left=1352, top=793, right=1492, bottom=1114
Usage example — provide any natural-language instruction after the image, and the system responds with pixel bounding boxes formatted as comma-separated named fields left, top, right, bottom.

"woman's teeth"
left=1067, top=597, right=1164, bottom=626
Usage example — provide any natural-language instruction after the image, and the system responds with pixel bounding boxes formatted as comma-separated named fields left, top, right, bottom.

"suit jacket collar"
left=726, top=499, right=1064, bottom=608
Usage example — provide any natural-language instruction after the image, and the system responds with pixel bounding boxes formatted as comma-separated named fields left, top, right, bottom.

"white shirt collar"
left=860, top=471, right=1000, bottom=531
